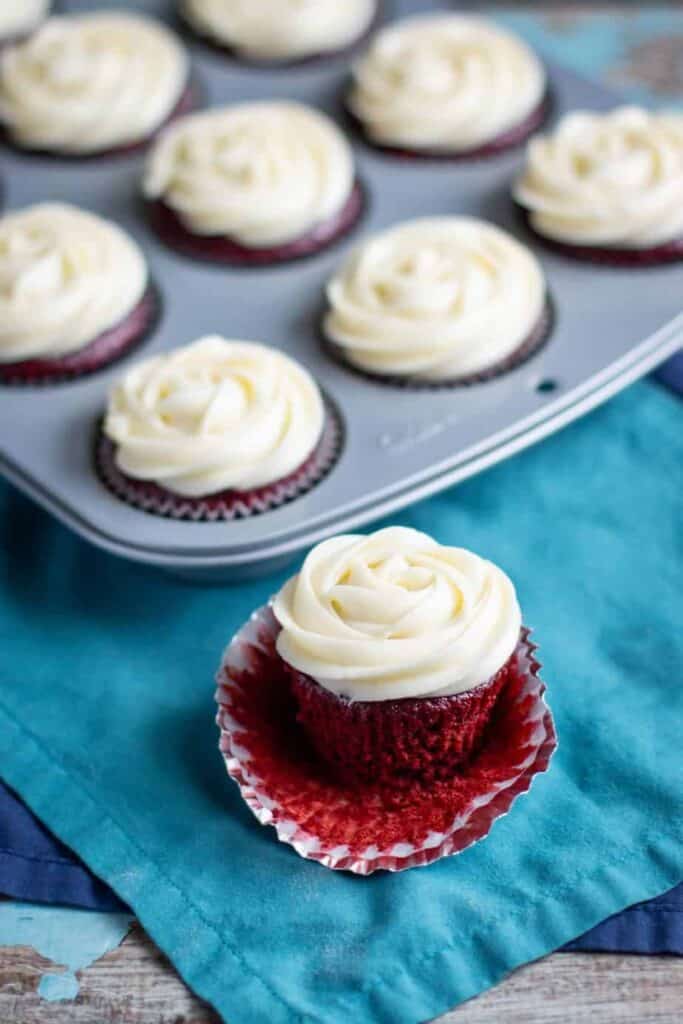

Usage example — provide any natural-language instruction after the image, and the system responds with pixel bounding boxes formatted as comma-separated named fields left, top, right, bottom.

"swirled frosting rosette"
left=180, top=0, right=376, bottom=63
left=0, top=12, right=191, bottom=156
left=514, top=107, right=683, bottom=264
left=323, top=217, right=549, bottom=384
left=273, top=526, right=524, bottom=786
left=98, top=336, right=341, bottom=520
left=0, top=0, right=49, bottom=43
left=347, top=14, right=547, bottom=157
left=143, top=102, right=363, bottom=264
left=0, top=203, right=154, bottom=385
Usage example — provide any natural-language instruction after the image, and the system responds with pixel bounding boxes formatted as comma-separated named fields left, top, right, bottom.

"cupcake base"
left=347, top=92, right=551, bottom=162
left=215, top=605, right=556, bottom=873
left=517, top=207, right=683, bottom=267
left=95, top=401, right=343, bottom=521
left=145, top=181, right=366, bottom=266
left=323, top=298, right=554, bottom=390
left=0, top=79, right=200, bottom=160
left=287, top=659, right=511, bottom=787
left=0, top=287, right=159, bottom=387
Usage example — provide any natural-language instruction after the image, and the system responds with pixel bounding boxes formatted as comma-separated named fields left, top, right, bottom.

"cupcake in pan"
left=0, top=0, right=49, bottom=46
left=143, top=102, right=364, bottom=266
left=97, top=336, right=341, bottom=521
left=0, top=12, right=196, bottom=158
left=514, top=106, right=683, bottom=265
left=0, top=203, right=157, bottom=386
left=322, top=217, right=551, bottom=386
left=347, top=14, right=548, bottom=160
left=273, top=526, right=523, bottom=787
left=179, top=0, right=377, bottom=66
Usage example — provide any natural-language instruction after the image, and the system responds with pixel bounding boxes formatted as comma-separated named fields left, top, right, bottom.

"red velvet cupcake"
left=98, top=336, right=341, bottom=521
left=347, top=14, right=547, bottom=160
left=0, top=12, right=194, bottom=159
left=143, top=102, right=364, bottom=267
left=0, top=203, right=156, bottom=386
left=513, top=107, right=683, bottom=266
left=273, top=527, right=524, bottom=787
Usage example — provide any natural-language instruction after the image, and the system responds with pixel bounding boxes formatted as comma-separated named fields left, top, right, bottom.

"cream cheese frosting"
left=0, top=203, right=147, bottom=363
left=104, top=336, right=325, bottom=497
left=514, top=106, right=683, bottom=248
left=348, top=14, right=546, bottom=152
left=0, top=0, right=49, bottom=40
left=323, top=217, right=546, bottom=380
left=274, top=527, right=522, bottom=701
left=0, top=12, right=188, bottom=154
left=180, top=0, right=375, bottom=61
left=143, top=102, right=355, bottom=247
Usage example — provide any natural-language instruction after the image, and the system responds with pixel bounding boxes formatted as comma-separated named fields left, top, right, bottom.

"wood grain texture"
left=2, top=924, right=683, bottom=1024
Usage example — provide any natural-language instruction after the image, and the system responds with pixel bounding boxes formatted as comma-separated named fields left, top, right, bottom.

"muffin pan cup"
left=0, top=0, right=681, bottom=582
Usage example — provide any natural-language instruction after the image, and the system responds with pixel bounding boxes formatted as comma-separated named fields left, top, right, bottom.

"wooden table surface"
left=2, top=4, right=682, bottom=1023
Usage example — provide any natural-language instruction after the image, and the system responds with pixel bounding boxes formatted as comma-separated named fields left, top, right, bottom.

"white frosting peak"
left=348, top=14, right=545, bottom=151
left=274, top=527, right=522, bottom=701
left=514, top=106, right=683, bottom=248
left=0, top=12, right=188, bottom=154
left=0, top=0, right=49, bottom=40
left=104, top=337, right=325, bottom=497
left=0, top=203, right=147, bottom=363
left=143, top=102, right=355, bottom=247
left=324, top=217, right=546, bottom=379
left=181, top=0, right=375, bottom=60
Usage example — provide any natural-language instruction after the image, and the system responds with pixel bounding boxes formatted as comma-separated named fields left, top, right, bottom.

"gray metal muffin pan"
left=0, top=0, right=681, bottom=582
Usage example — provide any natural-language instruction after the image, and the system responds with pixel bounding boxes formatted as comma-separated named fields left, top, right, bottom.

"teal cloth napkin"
left=0, top=379, right=681, bottom=1024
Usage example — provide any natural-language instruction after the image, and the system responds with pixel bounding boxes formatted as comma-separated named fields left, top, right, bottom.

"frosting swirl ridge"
left=0, top=203, right=147, bottom=363
left=143, top=102, right=355, bottom=246
left=104, top=336, right=325, bottom=496
left=274, top=526, right=522, bottom=701
left=0, top=0, right=49, bottom=40
left=181, top=0, right=375, bottom=61
left=0, top=12, right=188, bottom=154
left=514, top=106, right=683, bottom=248
left=348, top=14, right=545, bottom=151
left=323, top=217, right=546, bottom=379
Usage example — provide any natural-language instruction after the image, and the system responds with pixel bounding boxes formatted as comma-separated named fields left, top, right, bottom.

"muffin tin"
left=0, top=0, right=681, bottom=582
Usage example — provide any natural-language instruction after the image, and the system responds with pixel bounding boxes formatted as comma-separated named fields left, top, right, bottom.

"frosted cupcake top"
left=180, top=0, right=375, bottom=61
left=274, top=526, right=521, bottom=701
left=514, top=106, right=683, bottom=249
left=323, top=217, right=546, bottom=380
left=348, top=14, right=545, bottom=152
left=104, top=337, right=325, bottom=497
left=0, top=12, right=188, bottom=154
left=143, top=102, right=355, bottom=247
left=0, top=0, right=49, bottom=40
left=0, top=203, right=147, bottom=363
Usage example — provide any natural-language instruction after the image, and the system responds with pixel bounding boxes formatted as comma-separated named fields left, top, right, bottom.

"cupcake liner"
left=95, top=400, right=343, bottom=522
left=345, top=91, right=552, bottom=163
left=322, top=298, right=554, bottom=391
left=146, top=181, right=366, bottom=267
left=287, top=659, right=510, bottom=787
left=215, top=605, right=557, bottom=874
left=0, top=286, right=160, bottom=387
left=516, top=206, right=683, bottom=267
left=0, top=78, right=201, bottom=161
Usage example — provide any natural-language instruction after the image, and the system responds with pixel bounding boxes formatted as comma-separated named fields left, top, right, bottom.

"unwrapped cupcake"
left=514, top=106, right=683, bottom=265
left=348, top=14, right=547, bottom=159
left=98, top=336, right=341, bottom=520
left=273, top=526, right=522, bottom=786
left=0, top=11, right=194, bottom=157
left=143, top=101, right=364, bottom=265
left=179, top=0, right=376, bottom=64
left=322, top=217, right=550, bottom=385
left=0, top=203, right=156, bottom=385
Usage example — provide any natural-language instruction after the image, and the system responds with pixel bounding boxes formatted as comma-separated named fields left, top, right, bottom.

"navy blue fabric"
left=656, top=352, right=683, bottom=397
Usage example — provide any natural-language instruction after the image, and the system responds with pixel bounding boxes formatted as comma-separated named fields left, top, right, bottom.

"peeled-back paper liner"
left=214, top=604, right=557, bottom=874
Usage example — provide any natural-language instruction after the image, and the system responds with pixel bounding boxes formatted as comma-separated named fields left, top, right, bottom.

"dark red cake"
left=0, top=287, right=158, bottom=386
left=146, top=181, right=365, bottom=266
